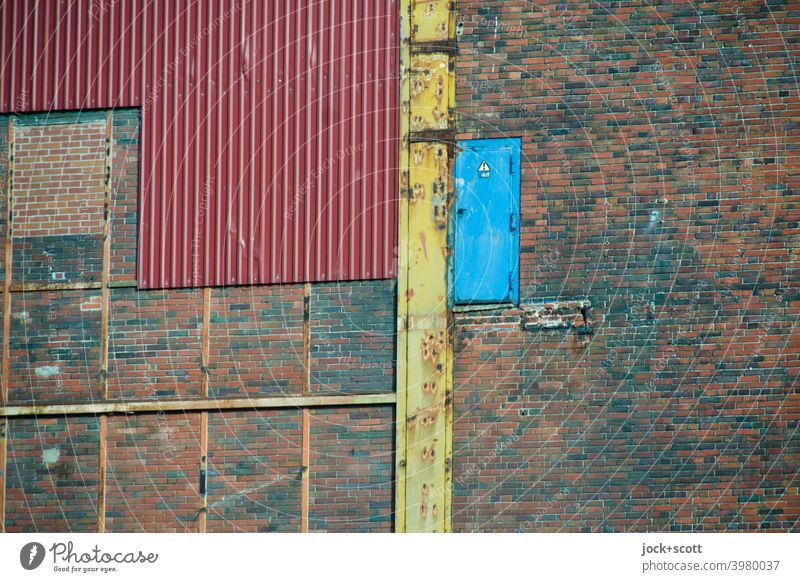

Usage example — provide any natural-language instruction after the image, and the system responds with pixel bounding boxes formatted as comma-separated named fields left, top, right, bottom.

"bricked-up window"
left=453, top=138, right=521, bottom=305
left=12, top=115, right=108, bottom=286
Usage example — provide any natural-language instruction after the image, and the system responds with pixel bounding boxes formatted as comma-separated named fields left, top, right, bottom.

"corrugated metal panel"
left=0, top=0, right=399, bottom=288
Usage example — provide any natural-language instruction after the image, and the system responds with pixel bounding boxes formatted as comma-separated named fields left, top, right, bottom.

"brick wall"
left=208, top=285, right=305, bottom=397
left=1, top=108, right=399, bottom=533
left=308, top=406, right=395, bottom=532
left=4, top=416, right=100, bottom=532
left=105, top=413, right=200, bottom=532
left=109, top=109, right=140, bottom=284
left=309, top=281, right=396, bottom=394
left=0, top=114, right=8, bottom=284
left=11, top=114, right=106, bottom=284
left=8, top=290, right=102, bottom=404
left=107, top=288, right=203, bottom=400
left=207, top=410, right=303, bottom=532
left=452, top=0, right=800, bottom=531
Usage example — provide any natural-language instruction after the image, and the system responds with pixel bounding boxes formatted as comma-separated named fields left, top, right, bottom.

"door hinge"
left=509, top=213, right=517, bottom=232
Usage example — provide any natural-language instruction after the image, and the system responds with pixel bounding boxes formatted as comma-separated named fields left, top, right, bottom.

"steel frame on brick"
left=0, top=110, right=398, bottom=533
left=0, top=2, right=458, bottom=533
left=0, top=116, right=13, bottom=532
left=395, top=0, right=457, bottom=533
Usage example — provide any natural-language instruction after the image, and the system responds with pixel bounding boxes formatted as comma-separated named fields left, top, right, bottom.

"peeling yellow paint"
left=409, top=54, right=452, bottom=131
left=411, top=0, right=454, bottom=42
left=396, top=0, right=455, bottom=533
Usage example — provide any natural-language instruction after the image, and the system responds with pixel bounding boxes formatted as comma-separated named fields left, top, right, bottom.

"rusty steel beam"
left=0, top=116, right=13, bottom=533
left=100, top=111, right=113, bottom=397
left=395, top=0, right=456, bottom=533
left=394, top=0, right=412, bottom=533
left=198, top=411, right=208, bottom=533
left=0, top=393, right=397, bottom=418
left=198, top=287, right=211, bottom=532
left=97, top=414, right=107, bottom=533
left=96, top=112, right=113, bottom=534
left=300, top=408, right=311, bottom=532
left=9, top=281, right=103, bottom=292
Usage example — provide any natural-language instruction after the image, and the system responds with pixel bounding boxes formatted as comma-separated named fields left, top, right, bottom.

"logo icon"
left=20, top=542, right=46, bottom=570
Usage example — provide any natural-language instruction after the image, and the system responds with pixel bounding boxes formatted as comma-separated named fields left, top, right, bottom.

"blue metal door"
left=454, top=138, right=520, bottom=304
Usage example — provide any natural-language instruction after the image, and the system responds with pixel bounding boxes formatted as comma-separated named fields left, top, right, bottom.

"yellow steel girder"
left=395, top=0, right=456, bottom=533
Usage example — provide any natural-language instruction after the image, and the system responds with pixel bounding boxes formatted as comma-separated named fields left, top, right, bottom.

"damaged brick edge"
left=519, top=299, right=592, bottom=332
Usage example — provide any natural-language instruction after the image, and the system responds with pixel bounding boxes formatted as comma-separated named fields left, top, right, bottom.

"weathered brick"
left=0, top=114, right=8, bottom=283
left=109, top=108, right=139, bottom=283
left=309, top=280, right=396, bottom=394
left=207, top=410, right=303, bottom=532
left=105, top=413, right=200, bottom=532
left=308, top=406, right=394, bottom=532
left=452, top=0, right=800, bottom=532
left=4, top=416, right=100, bottom=532
left=107, top=288, right=203, bottom=400
left=8, top=290, right=102, bottom=404
left=208, top=285, right=304, bottom=397
left=11, top=117, right=106, bottom=284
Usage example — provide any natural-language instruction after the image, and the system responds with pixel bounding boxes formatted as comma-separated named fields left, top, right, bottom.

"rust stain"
left=419, top=232, right=429, bottom=261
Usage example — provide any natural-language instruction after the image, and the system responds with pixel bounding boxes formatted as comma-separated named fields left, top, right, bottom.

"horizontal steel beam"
left=0, top=393, right=397, bottom=417
left=0, top=280, right=138, bottom=293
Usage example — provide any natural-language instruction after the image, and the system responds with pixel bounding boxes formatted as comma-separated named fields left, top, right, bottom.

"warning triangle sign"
left=478, top=161, right=490, bottom=173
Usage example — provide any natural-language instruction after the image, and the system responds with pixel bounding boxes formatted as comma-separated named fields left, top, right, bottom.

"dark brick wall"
left=12, top=235, right=103, bottom=284
left=207, top=410, right=303, bottom=532
left=4, top=416, right=100, bottom=532
left=308, top=406, right=395, bottom=532
left=452, top=0, right=800, bottom=531
left=1, top=109, right=399, bottom=533
left=208, top=285, right=305, bottom=397
left=107, top=288, right=203, bottom=400
left=309, top=281, right=396, bottom=394
left=8, top=290, right=102, bottom=404
left=109, top=109, right=139, bottom=284
left=105, top=413, right=200, bottom=532
left=0, top=114, right=8, bottom=284
left=11, top=116, right=106, bottom=285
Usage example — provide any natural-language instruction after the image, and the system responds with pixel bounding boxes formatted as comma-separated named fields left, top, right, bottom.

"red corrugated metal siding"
left=0, top=0, right=399, bottom=288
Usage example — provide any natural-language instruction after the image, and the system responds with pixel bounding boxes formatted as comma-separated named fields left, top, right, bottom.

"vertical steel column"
left=97, top=111, right=113, bottom=532
left=198, top=287, right=211, bottom=532
left=0, top=116, right=13, bottom=533
left=396, top=0, right=456, bottom=533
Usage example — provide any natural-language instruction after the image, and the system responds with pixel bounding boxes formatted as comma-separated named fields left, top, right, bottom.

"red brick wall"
left=4, top=416, right=100, bottom=532
left=308, top=406, right=395, bottom=532
left=107, top=288, right=203, bottom=400
left=453, top=0, right=800, bottom=531
left=105, top=413, right=201, bottom=532
left=1, top=109, right=399, bottom=534
left=0, top=114, right=8, bottom=284
left=109, top=109, right=140, bottom=284
left=208, top=285, right=305, bottom=397
left=10, top=114, right=108, bottom=285
left=309, top=281, right=396, bottom=394
left=8, top=290, right=102, bottom=404
left=12, top=120, right=106, bottom=237
left=207, top=410, right=303, bottom=532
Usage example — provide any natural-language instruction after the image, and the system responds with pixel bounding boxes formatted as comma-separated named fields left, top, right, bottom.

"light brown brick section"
left=13, top=122, right=106, bottom=237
